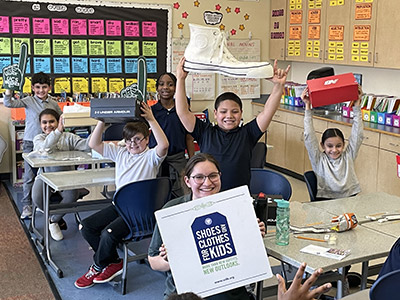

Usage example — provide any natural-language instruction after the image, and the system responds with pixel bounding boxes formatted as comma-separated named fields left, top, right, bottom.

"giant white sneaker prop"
left=184, top=23, right=273, bottom=78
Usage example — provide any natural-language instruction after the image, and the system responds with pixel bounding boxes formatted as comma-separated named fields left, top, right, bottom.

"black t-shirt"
left=191, top=118, right=263, bottom=191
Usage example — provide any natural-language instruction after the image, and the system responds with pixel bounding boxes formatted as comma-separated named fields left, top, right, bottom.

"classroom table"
left=36, top=168, right=116, bottom=277
left=23, top=150, right=114, bottom=277
left=23, top=150, right=111, bottom=169
left=261, top=199, right=397, bottom=299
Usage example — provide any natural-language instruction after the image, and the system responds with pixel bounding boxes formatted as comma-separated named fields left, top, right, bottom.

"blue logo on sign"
left=191, top=212, right=236, bottom=264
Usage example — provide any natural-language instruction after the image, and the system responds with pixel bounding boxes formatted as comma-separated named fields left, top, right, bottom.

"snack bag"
left=331, top=213, right=358, bottom=232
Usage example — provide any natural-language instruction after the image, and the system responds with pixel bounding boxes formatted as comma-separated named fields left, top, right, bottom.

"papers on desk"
left=300, top=244, right=351, bottom=260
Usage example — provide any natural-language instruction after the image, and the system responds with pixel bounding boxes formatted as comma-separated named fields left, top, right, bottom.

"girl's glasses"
left=125, top=137, right=145, bottom=145
left=190, top=172, right=221, bottom=184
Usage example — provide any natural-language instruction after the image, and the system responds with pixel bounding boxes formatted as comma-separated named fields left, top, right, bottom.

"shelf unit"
left=9, top=120, right=25, bottom=187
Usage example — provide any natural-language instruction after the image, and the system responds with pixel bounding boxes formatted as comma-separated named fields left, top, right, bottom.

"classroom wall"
left=0, top=0, right=272, bottom=174
left=1, top=0, right=400, bottom=175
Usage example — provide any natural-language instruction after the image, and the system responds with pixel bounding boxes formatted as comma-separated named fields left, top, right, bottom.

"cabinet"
left=270, top=0, right=287, bottom=60
left=374, top=0, right=400, bottom=69
left=273, top=0, right=400, bottom=68
left=377, top=134, right=400, bottom=195
left=9, top=121, right=25, bottom=186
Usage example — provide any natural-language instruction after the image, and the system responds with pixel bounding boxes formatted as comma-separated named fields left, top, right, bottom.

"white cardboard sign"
left=155, top=186, right=272, bottom=298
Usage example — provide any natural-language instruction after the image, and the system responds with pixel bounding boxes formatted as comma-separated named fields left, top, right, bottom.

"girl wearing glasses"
left=148, top=153, right=265, bottom=300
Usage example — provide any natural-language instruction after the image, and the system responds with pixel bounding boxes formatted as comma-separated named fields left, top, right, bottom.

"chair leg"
left=122, top=243, right=128, bottom=295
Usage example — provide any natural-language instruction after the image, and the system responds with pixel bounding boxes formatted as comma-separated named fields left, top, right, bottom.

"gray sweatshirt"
left=3, top=94, right=63, bottom=141
left=33, top=129, right=90, bottom=172
left=304, top=106, right=364, bottom=199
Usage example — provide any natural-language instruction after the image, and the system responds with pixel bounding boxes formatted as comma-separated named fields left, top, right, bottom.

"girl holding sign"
left=148, top=153, right=331, bottom=300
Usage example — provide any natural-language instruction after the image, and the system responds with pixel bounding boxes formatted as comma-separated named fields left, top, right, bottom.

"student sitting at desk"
left=3, top=72, right=63, bottom=219
left=74, top=102, right=169, bottom=289
left=32, top=108, right=91, bottom=241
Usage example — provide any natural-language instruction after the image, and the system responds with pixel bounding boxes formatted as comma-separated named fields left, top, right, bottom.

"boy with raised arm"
left=175, top=57, right=290, bottom=191
left=74, top=102, right=169, bottom=289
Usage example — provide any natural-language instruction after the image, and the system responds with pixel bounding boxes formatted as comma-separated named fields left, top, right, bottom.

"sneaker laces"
left=86, top=267, right=99, bottom=279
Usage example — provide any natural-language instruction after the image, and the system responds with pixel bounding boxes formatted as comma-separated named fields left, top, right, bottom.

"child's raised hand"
left=176, top=57, right=189, bottom=80
left=277, top=263, right=331, bottom=300
left=140, top=101, right=155, bottom=122
left=301, top=87, right=311, bottom=110
left=159, top=244, right=169, bottom=262
left=257, top=218, right=266, bottom=237
left=58, top=114, right=65, bottom=132
left=354, top=84, right=363, bottom=106
left=269, top=59, right=291, bottom=85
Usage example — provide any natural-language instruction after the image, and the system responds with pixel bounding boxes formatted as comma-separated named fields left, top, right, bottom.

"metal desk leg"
left=336, top=267, right=345, bottom=299
left=255, top=280, right=263, bottom=300
left=43, top=183, right=63, bottom=278
left=361, top=261, right=369, bottom=290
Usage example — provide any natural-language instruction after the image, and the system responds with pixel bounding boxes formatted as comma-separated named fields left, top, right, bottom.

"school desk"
left=260, top=198, right=397, bottom=299
left=35, top=168, right=115, bottom=277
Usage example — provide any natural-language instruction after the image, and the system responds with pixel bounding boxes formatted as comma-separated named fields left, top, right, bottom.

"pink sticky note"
left=142, top=21, right=157, bottom=37
left=88, top=19, right=104, bottom=35
left=52, top=18, right=69, bottom=35
left=124, top=21, right=139, bottom=37
left=71, top=19, right=87, bottom=35
left=0, top=16, right=10, bottom=33
left=106, top=20, right=121, bottom=36
left=12, top=17, right=30, bottom=34
left=33, top=18, right=50, bottom=35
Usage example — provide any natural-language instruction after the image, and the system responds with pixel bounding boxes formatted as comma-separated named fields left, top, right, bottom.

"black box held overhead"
left=90, top=97, right=143, bottom=123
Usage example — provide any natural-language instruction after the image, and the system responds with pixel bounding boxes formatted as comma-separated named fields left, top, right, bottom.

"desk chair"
left=113, top=177, right=172, bottom=294
left=369, top=269, right=400, bottom=299
left=250, top=142, right=267, bottom=169
left=303, top=170, right=318, bottom=201
left=250, top=168, right=292, bottom=201
left=101, top=123, right=125, bottom=199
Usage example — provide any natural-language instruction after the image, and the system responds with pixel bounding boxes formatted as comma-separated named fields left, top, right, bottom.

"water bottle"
left=274, top=199, right=290, bottom=246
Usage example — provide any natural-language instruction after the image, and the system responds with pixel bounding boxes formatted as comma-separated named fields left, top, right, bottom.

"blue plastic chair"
left=303, top=170, right=318, bottom=201
left=113, top=177, right=171, bottom=294
left=249, top=168, right=292, bottom=201
left=370, top=269, right=400, bottom=300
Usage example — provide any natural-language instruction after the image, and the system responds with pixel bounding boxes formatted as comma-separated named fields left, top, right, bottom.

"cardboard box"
left=385, top=113, right=395, bottom=126
left=377, top=112, right=386, bottom=125
left=342, top=106, right=352, bottom=118
left=90, top=97, right=143, bottom=123
left=362, top=109, right=371, bottom=122
left=63, top=111, right=98, bottom=127
left=370, top=111, right=378, bottom=123
left=307, top=73, right=359, bottom=108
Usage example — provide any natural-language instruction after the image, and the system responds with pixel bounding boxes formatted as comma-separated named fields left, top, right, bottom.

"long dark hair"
left=321, top=128, right=345, bottom=145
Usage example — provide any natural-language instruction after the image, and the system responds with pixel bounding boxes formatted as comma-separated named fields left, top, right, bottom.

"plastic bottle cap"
left=274, top=199, right=290, bottom=208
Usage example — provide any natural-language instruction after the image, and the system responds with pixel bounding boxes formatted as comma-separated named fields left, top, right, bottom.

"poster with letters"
left=155, top=186, right=272, bottom=298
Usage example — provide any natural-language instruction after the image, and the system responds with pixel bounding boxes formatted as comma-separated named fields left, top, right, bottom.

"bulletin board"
left=0, top=0, right=172, bottom=94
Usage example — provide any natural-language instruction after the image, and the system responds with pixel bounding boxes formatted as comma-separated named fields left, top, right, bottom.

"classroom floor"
left=4, top=172, right=370, bottom=299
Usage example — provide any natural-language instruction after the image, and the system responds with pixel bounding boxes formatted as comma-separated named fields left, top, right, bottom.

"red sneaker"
left=93, top=260, right=123, bottom=283
left=74, top=266, right=100, bottom=289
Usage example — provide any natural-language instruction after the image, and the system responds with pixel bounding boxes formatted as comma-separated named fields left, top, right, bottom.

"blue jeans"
left=80, top=205, right=130, bottom=269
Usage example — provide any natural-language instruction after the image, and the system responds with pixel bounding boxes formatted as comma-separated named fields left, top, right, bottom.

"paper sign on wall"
left=155, top=186, right=272, bottom=298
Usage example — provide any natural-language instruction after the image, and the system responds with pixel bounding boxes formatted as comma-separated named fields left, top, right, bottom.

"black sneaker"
left=347, top=272, right=362, bottom=288
left=58, top=217, right=68, bottom=230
